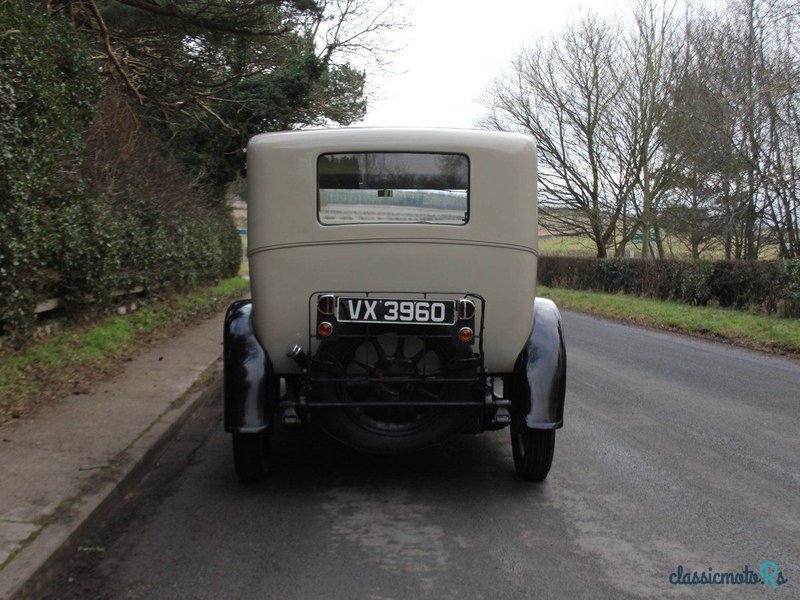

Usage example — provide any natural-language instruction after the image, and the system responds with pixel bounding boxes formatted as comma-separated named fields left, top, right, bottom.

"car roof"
left=249, top=127, right=533, bottom=153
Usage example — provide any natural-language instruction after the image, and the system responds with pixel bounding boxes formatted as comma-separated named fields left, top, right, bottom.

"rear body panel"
left=246, top=128, right=538, bottom=373
left=249, top=243, right=535, bottom=372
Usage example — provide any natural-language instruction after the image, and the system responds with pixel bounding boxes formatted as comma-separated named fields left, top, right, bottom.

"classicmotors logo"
left=668, top=561, right=789, bottom=590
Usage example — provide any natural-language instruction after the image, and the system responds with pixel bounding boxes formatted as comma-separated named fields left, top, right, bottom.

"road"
left=43, top=311, right=799, bottom=599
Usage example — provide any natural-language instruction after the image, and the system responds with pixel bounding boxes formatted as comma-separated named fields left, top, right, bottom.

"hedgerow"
left=0, top=3, right=241, bottom=345
left=0, top=3, right=99, bottom=341
left=538, top=256, right=800, bottom=317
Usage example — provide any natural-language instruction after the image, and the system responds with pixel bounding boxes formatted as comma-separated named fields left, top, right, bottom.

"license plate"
left=336, top=298, right=455, bottom=325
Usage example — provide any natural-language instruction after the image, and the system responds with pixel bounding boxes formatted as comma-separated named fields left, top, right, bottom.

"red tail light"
left=318, top=294, right=335, bottom=315
left=318, top=322, right=333, bottom=337
left=458, top=327, right=473, bottom=343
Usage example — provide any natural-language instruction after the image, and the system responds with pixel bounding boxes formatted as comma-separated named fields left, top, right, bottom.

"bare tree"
left=760, top=0, right=800, bottom=257
left=307, top=0, right=407, bottom=68
left=666, top=0, right=798, bottom=259
left=618, top=0, right=684, bottom=259
left=481, top=14, right=629, bottom=258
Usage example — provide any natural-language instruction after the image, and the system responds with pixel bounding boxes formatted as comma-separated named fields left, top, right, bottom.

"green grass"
left=538, top=234, right=597, bottom=256
left=538, top=285, right=800, bottom=355
left=0, top=277, right=250, bottom=422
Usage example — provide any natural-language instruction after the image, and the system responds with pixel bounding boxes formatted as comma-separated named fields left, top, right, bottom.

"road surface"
left=43, top=311, right=799, bottom=598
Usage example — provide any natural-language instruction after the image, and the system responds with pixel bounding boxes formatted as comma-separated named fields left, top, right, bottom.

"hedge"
left=1, top=194, right=241, bottom=346
left=0, top=4, right=241, bottom=346
left=537, top=256, right=800, bottom=317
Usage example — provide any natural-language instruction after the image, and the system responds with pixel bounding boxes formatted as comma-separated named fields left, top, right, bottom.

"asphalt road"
left=43, top=311, right=799, bottom=599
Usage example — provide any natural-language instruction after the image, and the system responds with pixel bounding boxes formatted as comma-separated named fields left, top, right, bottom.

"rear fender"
left=224, top=300, right=276, bottom=433
left=511, top=298, right=567, bottom=429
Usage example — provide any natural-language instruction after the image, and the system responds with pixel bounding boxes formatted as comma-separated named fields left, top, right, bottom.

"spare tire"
left=313, top=333, right=478, bottom=453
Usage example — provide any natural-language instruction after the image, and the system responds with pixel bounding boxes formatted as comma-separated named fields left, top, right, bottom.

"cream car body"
left=224, top=128, right=566, bottom=483
left=246, top=127, right=538, bottom=373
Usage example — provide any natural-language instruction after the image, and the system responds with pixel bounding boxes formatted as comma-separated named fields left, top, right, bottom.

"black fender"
left=511, top=297, right=567, bottom=429
left=223, top=300, right=276, bottom=434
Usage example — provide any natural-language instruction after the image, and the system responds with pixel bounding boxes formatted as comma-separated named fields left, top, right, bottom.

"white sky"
left=357, top=0, right=624, bottom=128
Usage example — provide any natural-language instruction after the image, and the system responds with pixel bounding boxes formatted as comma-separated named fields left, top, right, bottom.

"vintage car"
left=224, top=128, right=566, bottom=483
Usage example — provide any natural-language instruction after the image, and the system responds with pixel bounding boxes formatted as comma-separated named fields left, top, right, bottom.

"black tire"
left=232, top=431, right=270, bottom=483
left=314, top=334, right=477, bottom=453
left=510, top=418, right=555, bottom=481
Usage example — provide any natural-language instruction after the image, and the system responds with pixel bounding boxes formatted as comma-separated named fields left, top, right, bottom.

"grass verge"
left=0, top=277, right=250, bottom=425
left=538, top=285, right=800, bottom=355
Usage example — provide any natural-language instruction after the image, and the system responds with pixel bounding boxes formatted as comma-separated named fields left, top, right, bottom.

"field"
left=538, top=233, right=598, bottom=256
left=536, top=216, right=786, bottom=260
left=538, top=230, right=743, bottom=260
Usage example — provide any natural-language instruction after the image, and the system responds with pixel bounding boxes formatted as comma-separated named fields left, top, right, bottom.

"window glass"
left=318, top=152, right=469, bottom=225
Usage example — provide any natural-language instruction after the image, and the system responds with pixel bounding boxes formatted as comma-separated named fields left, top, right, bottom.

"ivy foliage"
left=0, top=3, right=240, bottom=345
left=0, top=2, right=100, bottom=341
left=0, top=2, right=100, bottom=203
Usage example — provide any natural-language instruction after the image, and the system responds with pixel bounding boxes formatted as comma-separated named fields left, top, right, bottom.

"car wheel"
left=510, top=418, right=555, bottom=481
left=232, top=431, right=270, bottom=483
left=314, top=333, right=478, bottom=453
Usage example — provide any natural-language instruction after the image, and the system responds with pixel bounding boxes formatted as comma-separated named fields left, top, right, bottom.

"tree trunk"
left=654, top=223, right=666, bottom=259
left=595, top=237, right=607, bottom=258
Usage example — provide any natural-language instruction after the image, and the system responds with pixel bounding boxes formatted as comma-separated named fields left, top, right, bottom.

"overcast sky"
left=356, top=0, right=623, bottom=128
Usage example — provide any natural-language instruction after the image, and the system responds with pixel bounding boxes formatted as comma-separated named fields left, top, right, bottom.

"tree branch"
left=112, top=0, right=291, bottom=37
left=87, top=0, right=146, bottom=103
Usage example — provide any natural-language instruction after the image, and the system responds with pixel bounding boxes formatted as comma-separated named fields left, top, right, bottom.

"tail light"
left=317, top=294, right=335, bottom=315
left=458, top=327, right=474, bottom=343
left=318, top=322, right=333, bottom=337
left=457, top=299, right=475, bottom=320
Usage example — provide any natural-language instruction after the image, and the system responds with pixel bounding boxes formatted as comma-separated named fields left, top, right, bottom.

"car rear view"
left=225, top=128, right=566, bottom=483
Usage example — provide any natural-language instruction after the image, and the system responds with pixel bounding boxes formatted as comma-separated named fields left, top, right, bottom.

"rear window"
left=317, top=152, right=469, bottom=225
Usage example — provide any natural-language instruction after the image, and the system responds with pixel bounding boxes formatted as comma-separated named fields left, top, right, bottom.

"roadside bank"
left=0, top=277, right=249, bottom=426
left=538, top=284, right=800, bottom=356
